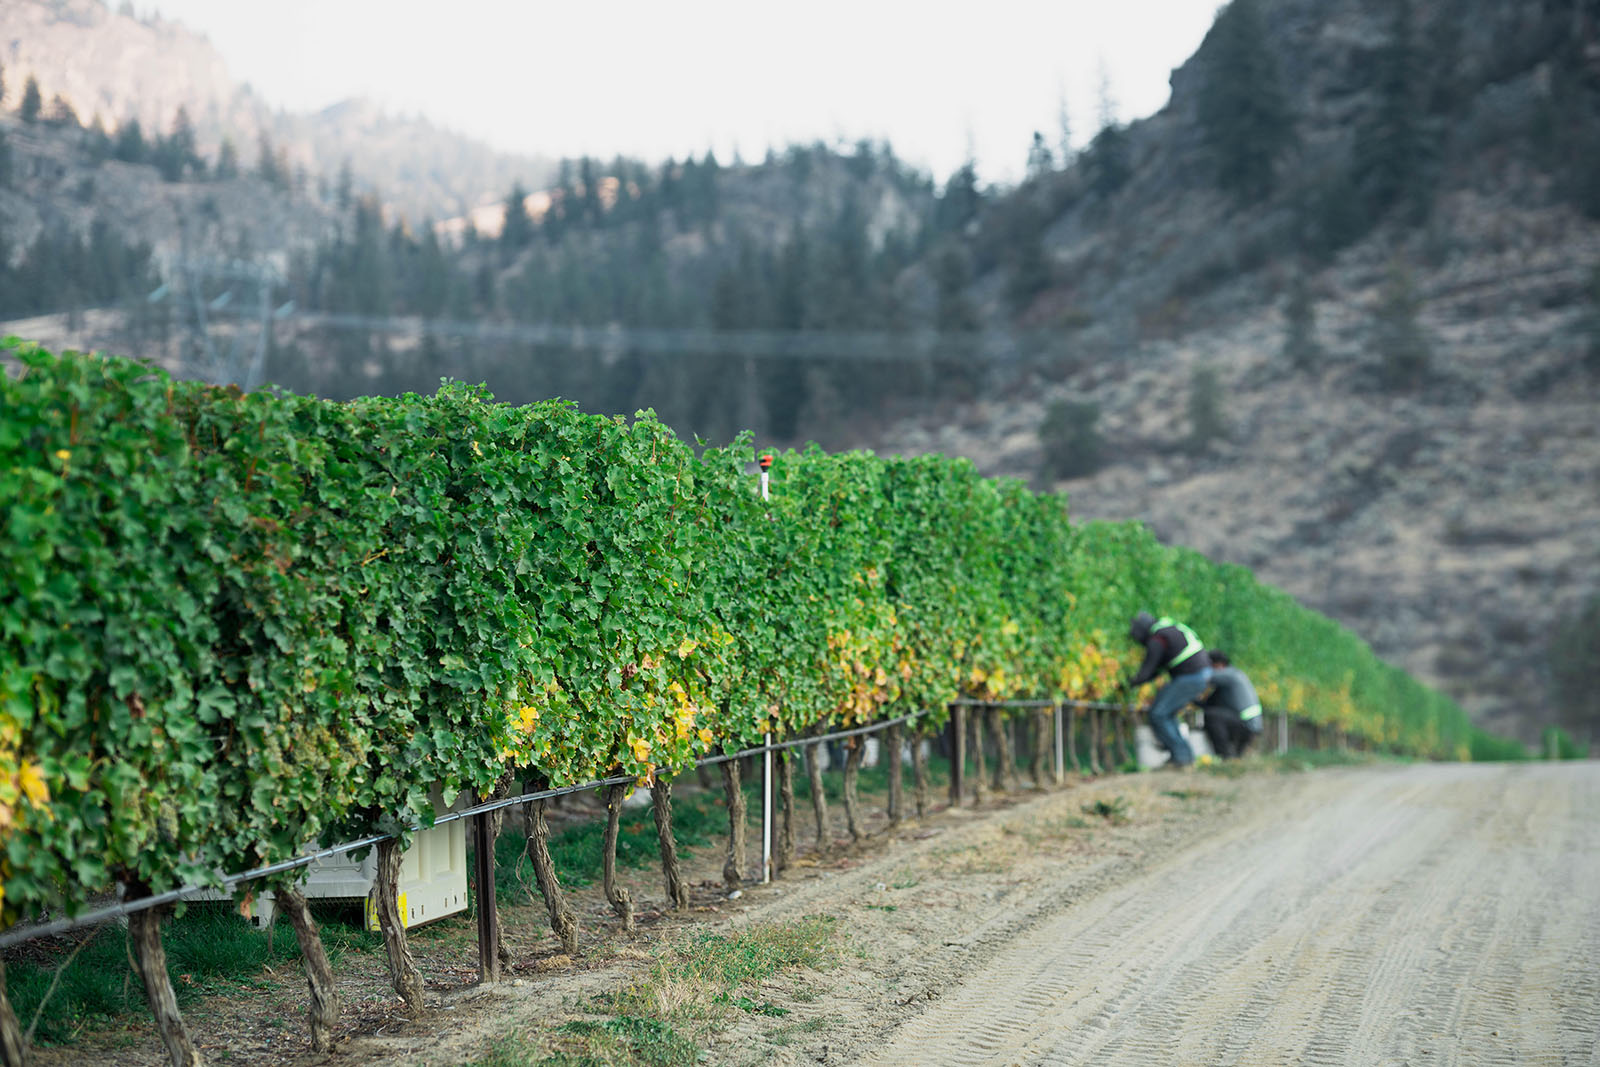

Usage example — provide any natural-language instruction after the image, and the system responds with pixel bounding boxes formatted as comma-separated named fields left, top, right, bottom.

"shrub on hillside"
left=1038, top=399, right=1104, bottom=479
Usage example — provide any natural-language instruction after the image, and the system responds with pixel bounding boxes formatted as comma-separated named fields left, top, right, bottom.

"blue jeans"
left=1148, top=668, right=1213, bottom=766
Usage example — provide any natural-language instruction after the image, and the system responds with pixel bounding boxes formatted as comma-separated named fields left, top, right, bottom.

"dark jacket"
left=1128, top=619, right=1212, bottom=686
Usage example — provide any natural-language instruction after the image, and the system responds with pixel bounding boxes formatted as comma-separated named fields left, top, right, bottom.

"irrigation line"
left=0, top=708, right=929, bottom=951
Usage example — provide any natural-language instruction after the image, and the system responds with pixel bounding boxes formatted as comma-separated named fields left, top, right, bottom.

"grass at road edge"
left=462, top=916, right=840, bottom=1067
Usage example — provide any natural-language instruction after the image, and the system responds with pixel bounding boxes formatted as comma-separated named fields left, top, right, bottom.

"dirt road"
left=33, top=760, right=1598, bottom=1066
left=830, top=762, right=1600, bottom=1067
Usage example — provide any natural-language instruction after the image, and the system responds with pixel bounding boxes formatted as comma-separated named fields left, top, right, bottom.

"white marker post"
left=1053, top=702, right=1065, bottom=784
left=759, top=453, right=774, bottom=885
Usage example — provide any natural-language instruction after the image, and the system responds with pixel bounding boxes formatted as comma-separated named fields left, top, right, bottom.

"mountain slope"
left=876, top=0, right=1600, bottom=745
left=0, top=0, right=552, bottom=221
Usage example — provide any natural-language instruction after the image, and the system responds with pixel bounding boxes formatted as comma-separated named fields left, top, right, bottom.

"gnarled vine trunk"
left=777, top=751, right=796, bottom=872
left=127, top=898, right=203, bottom=1066
left=373, top=838, right=425, bottom=1014
left=1114, top=713, right=1130, bottom=769
left=911, top=730, right=930, bottom=817
left=806, top=740, right=831, bottom=851
left=1067, top=706, right=1081, bottom=773
left=527, top=796, right=578, bottom=953
left=842, top=737, right=865, bottom=842
left=988, top=707, right=1013, bottom=792
left=1089, top=709, right=1105, bottom=775
left=720, top=758, right=747, bottom=888
left=601, top=782, right=635, bottom=931
left=650, top=778, right=690, bottom=910
left=1031, top=709, right=1050, bottom=788
left=0, top=961, right=27, bottom=1067
left=970, top=709, right=989, bottom=804
left=276, top=886, right=338, bottom=1052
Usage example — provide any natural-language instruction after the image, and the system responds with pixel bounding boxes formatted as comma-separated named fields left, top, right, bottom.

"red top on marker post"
left=758, top=453, right=774, bottom=471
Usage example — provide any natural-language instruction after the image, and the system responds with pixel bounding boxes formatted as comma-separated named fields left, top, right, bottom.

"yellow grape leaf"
left=18, top=762, right=49, bottom=807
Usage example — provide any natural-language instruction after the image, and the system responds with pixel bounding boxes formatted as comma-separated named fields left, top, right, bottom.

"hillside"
left=0, top=0, right=552, bottom=222
left=876, top=0, right=1600, bottom=745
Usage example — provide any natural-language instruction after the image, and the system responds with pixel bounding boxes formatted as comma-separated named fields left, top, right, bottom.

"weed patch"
left=1081, top=796, right=1133, bottom=825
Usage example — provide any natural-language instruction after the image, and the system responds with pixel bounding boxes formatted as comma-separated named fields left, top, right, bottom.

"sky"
left=140, top=0, right=1220, bottom=184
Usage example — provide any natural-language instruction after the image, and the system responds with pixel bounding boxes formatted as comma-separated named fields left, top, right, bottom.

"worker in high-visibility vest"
left=1127, top=611, right=1214, bottom=768
left=1196, top=651, right=1263, bottom=759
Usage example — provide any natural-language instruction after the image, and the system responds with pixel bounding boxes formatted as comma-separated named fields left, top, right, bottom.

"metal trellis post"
left=759, top=453, right=774, bottom=885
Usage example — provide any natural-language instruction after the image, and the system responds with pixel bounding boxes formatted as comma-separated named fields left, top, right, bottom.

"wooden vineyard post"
left=1053, top=704, right=1065, bottom=784
left=948, top=704, right=965, bottom=808
left=276, top=885, right=339, bottom=1050
left=720, top=759, right=747, bottom=888
left=601, top=783, right=636, bottom=931
left=761, top=734, right=774, bottom=884
left=650, top=777, right=690, bottom=910
left=126, top=894, right=203, bottom=1067
left=472, top=813, right=502, bottom=982
left=373, top=838, right=426, bottom=1013
left=886, top=720, right=904, bottom=826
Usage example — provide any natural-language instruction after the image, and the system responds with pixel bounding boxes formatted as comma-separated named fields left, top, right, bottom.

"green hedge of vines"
left=0, top=341, right=1522, bottom=925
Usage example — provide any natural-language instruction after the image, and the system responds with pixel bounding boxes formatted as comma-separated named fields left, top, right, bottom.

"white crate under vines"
left=201, top=816, right=469, bottom=930
left=1134, top=721, right=1216, bottom=769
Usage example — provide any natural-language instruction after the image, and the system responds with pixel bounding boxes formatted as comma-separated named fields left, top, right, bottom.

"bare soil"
left=26, top=761, right=1600, bottom=1066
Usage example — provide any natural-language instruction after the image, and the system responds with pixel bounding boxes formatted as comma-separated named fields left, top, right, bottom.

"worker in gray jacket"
left=1198, top=651, right=1263, bottom=758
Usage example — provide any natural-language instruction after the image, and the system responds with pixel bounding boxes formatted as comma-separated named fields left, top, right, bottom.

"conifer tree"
left=1197, top=0, right=1295, bottom=203
left=1086, top=122, right=1130, bottom=199
left=113, top=119, right=147, bottom=164
left=1039, top=399, right=1104, bottom=479
left=1372, top=259, right=1431, bottom=390
left=1026, top=132, right=1055, bottom=180
left=1282, top=269, right=1322, bottom=371
left=20, top=76, right=41, bottom=123
left=337, top=158, right=354, bottom=209
left=1354, top=0, right=1429, bottom=224
left=155, top=107, right=198, bottom=181
left=44, top=93, right=79, bottom=128
left=500, top=181, right=535, bottom=251
left=85, top=115, right=113, bottom=162
left=937, top=161, right=981, bottom=233
left=256, top=130, right=286, bottom=188
left=215, top=137, right=239, bottom=179
left=1188, top=365, right=1227, bottom=451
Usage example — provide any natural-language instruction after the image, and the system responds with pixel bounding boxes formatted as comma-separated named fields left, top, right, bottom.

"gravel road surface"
left=853, top=762, right=1599, bottom=1066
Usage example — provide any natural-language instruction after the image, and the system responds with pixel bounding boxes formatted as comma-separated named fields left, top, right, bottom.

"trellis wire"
left=0, top=708, right=930, bottom=950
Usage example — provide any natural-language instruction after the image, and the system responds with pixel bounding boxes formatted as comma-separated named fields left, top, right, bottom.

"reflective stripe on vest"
left=1239, top=703, right=1263, bottom=721
left=1152, top=617, right=1203, bottom=668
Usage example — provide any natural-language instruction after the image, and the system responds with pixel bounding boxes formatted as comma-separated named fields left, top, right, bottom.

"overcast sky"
left=141, top=0, right=1219, bottom=183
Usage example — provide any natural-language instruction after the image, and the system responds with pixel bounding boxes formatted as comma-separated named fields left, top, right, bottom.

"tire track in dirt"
left=850, top=763, right=1600, bottom=1067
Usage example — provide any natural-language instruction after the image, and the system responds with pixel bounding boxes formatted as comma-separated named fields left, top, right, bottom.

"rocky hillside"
left=876, top=0, right=1600, bottom=746
left=0, top=0, right=551, bottom=221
